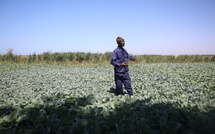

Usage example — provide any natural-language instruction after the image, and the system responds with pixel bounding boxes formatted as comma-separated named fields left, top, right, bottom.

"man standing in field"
left=111, top=37, right=136, bottom=96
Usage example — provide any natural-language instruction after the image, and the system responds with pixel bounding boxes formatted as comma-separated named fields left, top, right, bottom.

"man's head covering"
left=116, top=37, right=124, bottom=44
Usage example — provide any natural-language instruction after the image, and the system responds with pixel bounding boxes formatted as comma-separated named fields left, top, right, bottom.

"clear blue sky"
left=0, top=0, right=215, bottom=55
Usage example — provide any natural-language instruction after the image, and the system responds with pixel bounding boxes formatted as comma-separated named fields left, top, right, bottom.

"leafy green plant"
left=0, top=63, right=214, bottom=133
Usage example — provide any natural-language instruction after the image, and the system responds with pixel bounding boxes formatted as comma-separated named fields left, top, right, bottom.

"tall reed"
left=0, top=52, right=214, bottom=64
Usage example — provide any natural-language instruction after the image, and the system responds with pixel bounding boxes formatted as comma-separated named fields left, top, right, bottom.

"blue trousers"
left=115, top=72, right=133, bottom=96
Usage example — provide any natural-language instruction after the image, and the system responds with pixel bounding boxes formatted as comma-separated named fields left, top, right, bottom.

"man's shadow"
left=107, top=87, right=116, bottom=94
left=108, top=87, right=128, bottom=96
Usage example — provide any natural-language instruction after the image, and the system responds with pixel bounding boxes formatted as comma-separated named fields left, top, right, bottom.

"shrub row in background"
left=0, top=51, right=214, bottom=64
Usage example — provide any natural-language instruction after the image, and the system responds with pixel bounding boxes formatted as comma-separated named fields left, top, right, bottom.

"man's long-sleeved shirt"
left=111, top=47, right=135, bottom=75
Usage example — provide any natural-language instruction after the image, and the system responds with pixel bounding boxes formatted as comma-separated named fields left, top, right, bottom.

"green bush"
left=0, top=51, right=214, bottom=64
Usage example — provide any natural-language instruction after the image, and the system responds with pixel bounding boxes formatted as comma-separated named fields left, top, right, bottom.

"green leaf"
left=3, top=109, right=18, bottom=123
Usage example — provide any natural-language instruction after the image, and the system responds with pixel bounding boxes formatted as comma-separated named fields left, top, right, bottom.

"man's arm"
left=126, top=50, right=136, bottom=61
left=111, top=51, right=128, bottom=66
left=110, top=51, right=120, bottom=66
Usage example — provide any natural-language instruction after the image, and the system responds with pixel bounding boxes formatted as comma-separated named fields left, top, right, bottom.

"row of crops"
left=0, top=63, right=215, bottom=133
left=1, top=51, right=215, bottom=64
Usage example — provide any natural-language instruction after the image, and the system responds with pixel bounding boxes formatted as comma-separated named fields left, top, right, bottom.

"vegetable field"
left=0, top=63, right=215, bottom=134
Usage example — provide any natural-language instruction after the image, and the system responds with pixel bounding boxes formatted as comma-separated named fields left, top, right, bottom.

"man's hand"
left=133, top=58, right=137, bottom=61
left=120, top=62, right=128, bottom=66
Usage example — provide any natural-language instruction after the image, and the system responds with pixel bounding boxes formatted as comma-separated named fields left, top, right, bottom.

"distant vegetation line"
left=0, top=51, right=215, bottom=64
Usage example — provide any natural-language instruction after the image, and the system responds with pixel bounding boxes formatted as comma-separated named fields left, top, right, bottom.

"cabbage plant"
left=0, top=63, right=214, bottom=133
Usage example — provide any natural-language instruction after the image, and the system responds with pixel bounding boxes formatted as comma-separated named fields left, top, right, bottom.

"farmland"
left=0, top=63, right=215, bottom=134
